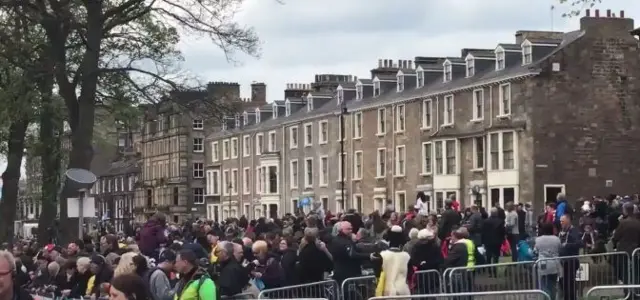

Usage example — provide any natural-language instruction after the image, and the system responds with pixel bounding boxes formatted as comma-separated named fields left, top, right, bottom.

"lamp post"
left=227, top=182, right=233, bottom=219
left=339, top=98, right=348, bottom=209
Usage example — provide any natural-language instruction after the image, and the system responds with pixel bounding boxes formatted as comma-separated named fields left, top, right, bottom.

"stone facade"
left=204, top=12, right=640, bottom=221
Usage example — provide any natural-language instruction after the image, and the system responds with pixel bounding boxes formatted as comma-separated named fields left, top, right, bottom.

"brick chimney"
left=251, top=82, right=267, bottom=104
left=206, top=81, right=240, bottom=101
left=580, top=9, right=634, bottom=37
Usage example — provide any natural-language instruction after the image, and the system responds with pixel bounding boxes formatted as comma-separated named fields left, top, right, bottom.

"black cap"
left=158, top=250, right=176, bottom=263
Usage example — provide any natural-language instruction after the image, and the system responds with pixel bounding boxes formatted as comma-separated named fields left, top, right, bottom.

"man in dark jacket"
left=138, top=213, right=168, bottom=259
left=482, top=208, right=505, bottom=276
left=329, top=221, right=371, bottom=285
left=612, top=202, right=640, bottom=297
left=214, top=242, right=248, bottom=297
left=438, top=200, right=461, bottom=240
left=559, top=214, right=582, bottom=300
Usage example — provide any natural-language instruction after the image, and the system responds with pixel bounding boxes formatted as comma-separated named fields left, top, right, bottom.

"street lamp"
left=339, top=98, right=349, bottom=209
left=227, top=182, right=233, bottom=219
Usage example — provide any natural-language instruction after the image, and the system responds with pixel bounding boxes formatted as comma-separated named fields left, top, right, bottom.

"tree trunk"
left=36, top=78, right=62, bottom=244
left=0, top=118, right=29, bottom=242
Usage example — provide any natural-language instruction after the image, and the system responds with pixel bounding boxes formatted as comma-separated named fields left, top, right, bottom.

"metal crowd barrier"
left=221, top=291, right=257, bottom=299
left=341, top=275, right=376, bottom=300
left=368, top=290, right=551, bottom=300
left=258, top=280, right=338, bottom=299
left=442, top=261, right=536, bottom=293
left=414, top=269, right=443, bottom=294
left=585, top=284, right=640, bottom=299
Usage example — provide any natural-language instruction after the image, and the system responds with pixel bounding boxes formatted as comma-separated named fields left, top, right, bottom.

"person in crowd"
left=516, top=203, right=527, bottom=240
left=410, top=228, right=442, bottom=294
left=329, top=221, right=372, bottom=285
left=0, top=250, right=33, bottom=300
left=101, top=234, right=123, bottom=256
left=109, top=273, right=150, bottom=300
left=138, top=213, right=168, bottom=259
left=374, top=225, right=411, bottom=297
left=438, top=199, right=461, bottom=257
left=558, top=214, right=581, bottom=300
left=144, top=250, right=176, bottom=300
left=75, top=256, right=92, bottom=298
left=54, top=259, right=79, bottom=298
left=298, top=227, right=332, bottom=285
left=482, top=207, right=505, bottom=276
left=252, top=240, right=283, bottom=289
left=505, top=202, right=520, bottom=262
left=444, top=227, right=474, bottom=293
left=402, top=228, right=420, bottom=254
left=555, top=193, right=570, bottom=228
left=535, top=222, right=561, bottom=300
left=173, top=249, right=216, bottom=300
left=277, top=237, right=298, bottom=287
left=114, top=252, right=139, bottom=278
left=213, top=241, right=247, bottom=297
left=88, top=255, right=114, bottom=298
left=467, top=205, right=483, bottom=247
left=612, top=202, right=640, bottom=296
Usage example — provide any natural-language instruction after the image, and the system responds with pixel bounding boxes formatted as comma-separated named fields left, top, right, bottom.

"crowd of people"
left=0, top=192, right=636, bottom=300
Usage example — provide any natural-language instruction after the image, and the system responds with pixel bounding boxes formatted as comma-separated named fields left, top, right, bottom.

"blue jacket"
left=555, top=201, right=567, bottom=221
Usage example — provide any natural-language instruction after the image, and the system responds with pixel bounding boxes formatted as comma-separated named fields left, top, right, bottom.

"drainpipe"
left=281, top=125, right=286, bottom=216
left=391, top=105, right=396, bottom=211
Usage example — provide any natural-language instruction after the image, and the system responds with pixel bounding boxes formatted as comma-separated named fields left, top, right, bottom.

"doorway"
left=544, top=184, right=566, bottom=204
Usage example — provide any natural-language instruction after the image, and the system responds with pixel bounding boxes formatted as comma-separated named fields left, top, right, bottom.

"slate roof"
left=207, top=30, right=584, bottom=140
left=101, top=158, right=140, bottom=177
left=497, top=43, right=522, bottom=51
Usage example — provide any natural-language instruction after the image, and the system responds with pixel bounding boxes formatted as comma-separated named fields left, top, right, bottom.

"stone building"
left=205, top=11, right=640, bottom=219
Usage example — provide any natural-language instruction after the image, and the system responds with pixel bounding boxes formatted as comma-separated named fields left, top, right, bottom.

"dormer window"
left=243, top=112, right=249, bottom=125
left=255, top=109, right=261, bottom=123
left=272, top=104, right=278, bottom=119
left=416, top=66, right=424, bottom=88
left=234, top=115, right=240, bottom=128
left=307, top=95, right=313, bottom=112
left=373, top=78, right=381, bottom=97
left=495, top=48, right=505, bottom=71
left=222, top=118, right=228, bottom=131
left=336, top=86, right=344, bottom=104
left=396, top=71, right=404, bottom=92
left=465, top=55, right=475, bottom=77
left=355, top=83, right=363, bottom=100
left=285, top=102, right=291, bottom=116
left=522, top=40, right=533, bottom=65
left=443, top=60, right=452, bottom=82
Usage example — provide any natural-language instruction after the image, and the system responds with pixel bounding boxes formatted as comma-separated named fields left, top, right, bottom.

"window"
left=289, top=160, right=298, bottom=189
left=397, top=74, right=404, bottom=92
left=193, top=163, right=204, bottom=178
left=336, top=199, right=344, bottom=213
left=395, top=145, right=406, bottom=176
left=353, top=112, right=363, bottom=139
left=272, top=104, right=278, bottom=118
left=231, top=138, right=238, bottom=158
left=255, top=109, right=261, bottom=123
left=522, top=40, right=533, bottom=65
left=222, top=170, right=230, bottom=195
left=421, top=142, right=432, bottom=174
left=304, top=123, right=313, bottom=146
left=268, top=131, right=276, bottom=152
left=193, top=188, right=204, bottom=204
left=496, top=49, right=505, bottom=70
left=417, top=68, right=424, bottom=88
left=377, top=108, right=386, bottom=135
left=243, top=167, right=250, bottom=194
left=356, top=84, right=363, bottom=100
left=422, top=99, right=433, bottom=129
left=321, top=197, right=329, bottom=212
left=235, top=115, right=240, bottom=128
left=291, top=199, right=299, bottom=213
left=307, top=96, right=313, bottom=111
left=285, top=103, right=291, bottom=116
left=353, top=194, right=363, bottom=212
left=231, top=169, right=238, bottom=194
left=376, top=148, right=386, bottom=178
left=319, top=121, right=328, bottom=144
left=435, top=191, right=457, bottom=211
left=304, top=158, right=313, bottom=188
left=499, top=83, right=511, bottom=116
left=443, top=95, right=454, bottom=125
left=473, top=137, right=485, bottom=169
left=289, top=127, right=298, bottom=149
left=320, top=156, right=328, bottom=186
left=445, top=140, right=456, bottom=175
left=395, top=191, right=406, bottom=212
left=373, top=80, right=380, bottom=97
left=173, top=187, right=179, bottom=206
left=209, top=170, right=220, bottom=195
left=243, top=112, right=249, bottom=125
left=353, top=151, right=363, bottom=180
left=193, top=119, right=203, bottom=130
left=472, top=89, right=484, bottom=121
left=337, top=152, right=346, bottom=181
left=337, top=88, right=344, bottom=104
left=211, top=142, right=219, bottom=162
left=267, top=166, right=277, bottom=194
left=243, top=135, right=250, bottom=157
left=256, top=134, right=263, bottom=155
left=394, top=104, right=405, bottom=132
left=443, top=60, right=452, bottom=82
left=466, top=56, right=475, bottom=77
left=222, top=139, right=230, bottom=159
left=488, top=131, right=516, bottom=170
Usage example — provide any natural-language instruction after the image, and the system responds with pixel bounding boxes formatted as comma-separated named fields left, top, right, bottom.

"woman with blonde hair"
left=114, top=252, right=139, bottom=277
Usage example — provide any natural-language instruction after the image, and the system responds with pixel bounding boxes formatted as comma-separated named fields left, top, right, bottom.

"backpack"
left=564, top=202, right=575, bottom=217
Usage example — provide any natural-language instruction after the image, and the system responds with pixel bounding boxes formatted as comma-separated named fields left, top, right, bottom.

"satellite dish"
left=65, top=168, right=97, bottom=191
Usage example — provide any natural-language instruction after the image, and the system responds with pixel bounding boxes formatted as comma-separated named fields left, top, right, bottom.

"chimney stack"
left=585, top=9, right=590, bottom=17
left=620, top=10, right=625, bottom=18
left=606, top=9, right=611, bottom=17
left=595, top=9, right=599, bottom=17
left=378, top=59, right=383, bottom=68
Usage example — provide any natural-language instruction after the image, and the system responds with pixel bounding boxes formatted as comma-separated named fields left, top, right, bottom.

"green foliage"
left=558, top=0, right=602, bottom=17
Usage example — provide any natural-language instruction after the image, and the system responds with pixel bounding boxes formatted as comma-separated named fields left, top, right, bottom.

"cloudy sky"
left=0, top=0, right=638, bottom=175
left=180, top=0, right=639, bottom=101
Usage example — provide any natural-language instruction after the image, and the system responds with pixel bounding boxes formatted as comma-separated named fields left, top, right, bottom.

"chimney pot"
left=606, top=9, right=611, bottom=17
left=586, top=9, right=590, bottom=17
left=595, top=9, right=599, bottom=17
left=620, top=10, right=624, bottom=18
left=378, top=59, right=383, bottom=68
left=612, top=12, right=616, bottom=18
left=354, top=76, right=358, bottom=82
left=409, top=61, right=414, bottom=69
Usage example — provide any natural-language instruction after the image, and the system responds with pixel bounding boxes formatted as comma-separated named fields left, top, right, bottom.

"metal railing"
left=368, top=290, right=551, bottom=300
left=442, top=261, right=536, bottom=293
left=341, top=275, right=376, bottom=300
left=585, top=284, right=640, bottom=300
left=413, top=269, right=443, bottom=294
left=258, top=280, right=338, bottom=299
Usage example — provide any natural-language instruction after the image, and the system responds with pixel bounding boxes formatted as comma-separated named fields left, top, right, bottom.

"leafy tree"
left=0, top=0, right=260, bottom=241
